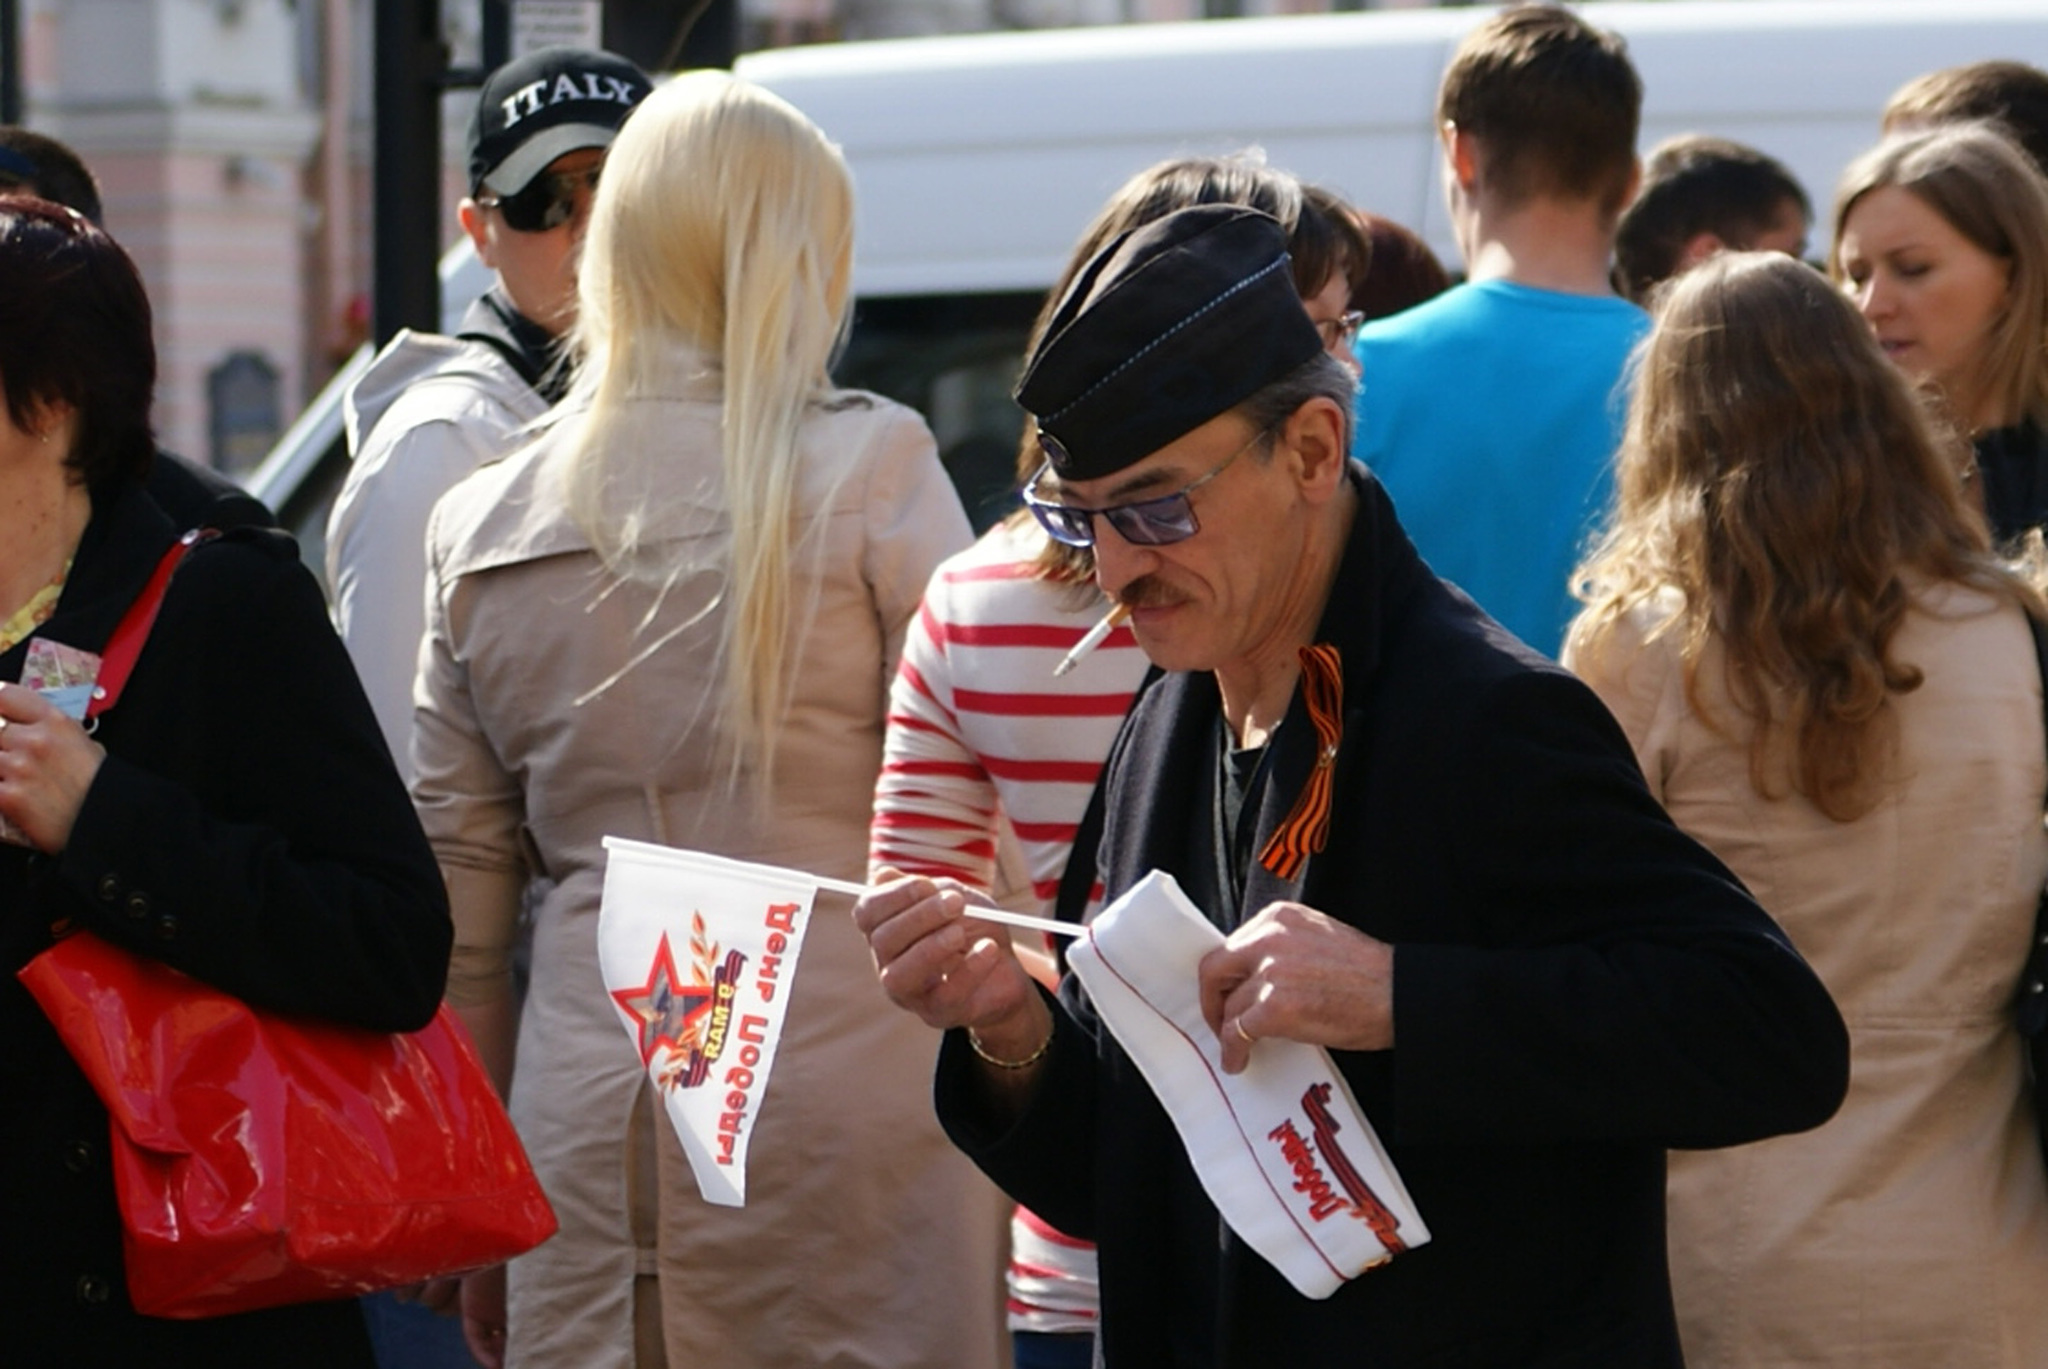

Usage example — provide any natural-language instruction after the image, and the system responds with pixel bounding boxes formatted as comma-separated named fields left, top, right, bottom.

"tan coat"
left=1569, top=582, right=2048, bottom=1369
left=414, top=377, right=1005, bottom=1369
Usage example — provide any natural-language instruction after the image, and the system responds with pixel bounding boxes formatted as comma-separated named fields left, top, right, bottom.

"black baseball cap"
left=467, top=47, right=651, bottom=196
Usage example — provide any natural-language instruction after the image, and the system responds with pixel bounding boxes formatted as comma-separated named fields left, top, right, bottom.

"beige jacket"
left=1569, top=582, right=2048, bottom=1369
left=414, top=376, right=1004, bottom=1369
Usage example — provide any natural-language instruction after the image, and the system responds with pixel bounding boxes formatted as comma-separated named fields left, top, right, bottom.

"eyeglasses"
left=475, top=167, right=600, bottom=234
left=1313, top=310, right=1366, bottom=354
left=1023, top=424, right=1271, bottom=548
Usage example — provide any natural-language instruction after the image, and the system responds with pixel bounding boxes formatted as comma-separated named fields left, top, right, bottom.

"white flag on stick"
left=598, top=838, right=819, bottom=1207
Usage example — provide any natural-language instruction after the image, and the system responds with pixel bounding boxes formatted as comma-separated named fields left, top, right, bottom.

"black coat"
left=0, top=485, right=451, bottom=1367
left=939, top=467, right=1849, bottom=1369
left=1975, top=418, right=2048, bottom=548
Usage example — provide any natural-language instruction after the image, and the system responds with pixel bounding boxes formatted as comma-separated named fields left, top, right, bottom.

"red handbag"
left=19, top=936, right=556, bottom=1317
left=15, top=529, right=555, bottom=1317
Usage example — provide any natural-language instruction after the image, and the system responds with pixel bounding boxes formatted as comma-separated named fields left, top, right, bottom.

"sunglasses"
left=475, top=167, right=600, bottom=234
left=1023, top=424, right=1271, bottom=548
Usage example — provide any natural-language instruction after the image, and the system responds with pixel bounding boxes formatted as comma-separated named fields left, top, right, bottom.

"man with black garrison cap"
left=854, top=204, right=1850, bottom=1368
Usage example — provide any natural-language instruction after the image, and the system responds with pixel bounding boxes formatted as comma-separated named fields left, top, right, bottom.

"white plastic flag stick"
left=807, top=873, right=1085, bottom=940
left=610, top=842, right=1083, bottom=939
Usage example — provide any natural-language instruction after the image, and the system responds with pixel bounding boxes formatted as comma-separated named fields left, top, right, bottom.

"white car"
left=250, top=0, right=2048, bottom=579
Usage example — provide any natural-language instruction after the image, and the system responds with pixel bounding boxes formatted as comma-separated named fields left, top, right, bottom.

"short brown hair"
left=1348, top=211, right=1452, bottom=320
left=1615, top=135, right=1810, bottom=304
left=0, top=126, right=104, bottom=225
left=1437, top=4, right=1641, bottom=217
left=0, top=198, right=156, bottom=496
left=1882, top=60, right=2048, bottom=177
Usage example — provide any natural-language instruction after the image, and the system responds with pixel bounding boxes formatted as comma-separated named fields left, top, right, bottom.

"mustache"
left=1115, top=577, right=1180, bottom=611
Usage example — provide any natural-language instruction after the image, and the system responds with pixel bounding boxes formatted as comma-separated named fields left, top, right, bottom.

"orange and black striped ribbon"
left=1257, top=643, right=1343, bottom=882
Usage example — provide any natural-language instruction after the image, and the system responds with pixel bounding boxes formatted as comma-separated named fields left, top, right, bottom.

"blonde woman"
left=1567, top=251, right=2048, bottom=1367
left=1833, top=123, right=2048, bottom=545
left=414, top=74, right=995, bottom=1368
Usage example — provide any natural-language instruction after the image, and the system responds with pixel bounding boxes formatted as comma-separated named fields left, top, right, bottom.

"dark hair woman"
left=1567, top=250, right=2048, bottom=1368
left=0, top=198, right=450, bottom=1365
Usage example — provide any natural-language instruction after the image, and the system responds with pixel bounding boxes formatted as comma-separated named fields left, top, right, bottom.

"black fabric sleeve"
left=53, top=541, right=450, bottom=1033
left=934, top=982, right=1103, bottom=1240
left=1390, top=668, right=1849, bottom=1149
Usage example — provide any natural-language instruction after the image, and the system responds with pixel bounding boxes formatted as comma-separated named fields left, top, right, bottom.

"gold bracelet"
left=966, top=1024, right=1052, bottom=1070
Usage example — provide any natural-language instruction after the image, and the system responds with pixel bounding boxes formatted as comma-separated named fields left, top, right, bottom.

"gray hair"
left=1237, top=351, right=1357, bottom=450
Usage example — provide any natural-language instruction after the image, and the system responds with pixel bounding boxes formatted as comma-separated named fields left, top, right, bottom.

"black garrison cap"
left=1015, top=204, right=1323, bottom=481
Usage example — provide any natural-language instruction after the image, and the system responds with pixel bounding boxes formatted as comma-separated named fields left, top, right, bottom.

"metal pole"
left=1, top=0, right=22, bottom=125
left=371, top=0, right=445, bottom=345
left=482, top=0, right=510, bottom=72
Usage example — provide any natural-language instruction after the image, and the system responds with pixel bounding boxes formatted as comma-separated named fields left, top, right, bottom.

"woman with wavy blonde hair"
left=1566, top=250, right=2048, bottom=1367
left=415, top=71, right=998, bottom=1368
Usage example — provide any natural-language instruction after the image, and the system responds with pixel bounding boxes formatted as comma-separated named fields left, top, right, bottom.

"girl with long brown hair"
left=1567, top=250, right=2048, bottom=1367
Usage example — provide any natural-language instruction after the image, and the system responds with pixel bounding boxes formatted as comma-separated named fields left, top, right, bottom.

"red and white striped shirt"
left=868, top=519, right=1148, bottom=1336
left=870, top=520, right=1145, bottom=911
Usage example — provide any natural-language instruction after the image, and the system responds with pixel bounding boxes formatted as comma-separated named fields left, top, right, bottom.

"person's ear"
left=458, top=199, right=497, bottom=271
left=22, top=396, right=76, bottom=446
left=1281, top=397, right=1350, bottom=502
left=1677, top=231, right=1727, bottom=272
left=1442, top=122, right=1480, bottom=192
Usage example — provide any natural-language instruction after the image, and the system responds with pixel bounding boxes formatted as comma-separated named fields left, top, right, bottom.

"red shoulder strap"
left=86, top=528, right=219, bottom=720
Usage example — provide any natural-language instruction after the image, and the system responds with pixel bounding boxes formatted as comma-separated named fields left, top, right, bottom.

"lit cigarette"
left=1054, top=603, right=1131, bottom=677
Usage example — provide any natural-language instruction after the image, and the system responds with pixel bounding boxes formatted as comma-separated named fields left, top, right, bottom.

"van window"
left=837, top=291, right=1044, bottom=532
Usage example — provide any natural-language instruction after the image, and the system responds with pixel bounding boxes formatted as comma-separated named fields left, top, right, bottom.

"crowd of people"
left=3, top=4, right=2048, bottom=1368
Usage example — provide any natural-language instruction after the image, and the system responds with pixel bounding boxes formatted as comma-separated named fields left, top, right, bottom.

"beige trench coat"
left=414, top=378, right=1005, bottom=1369
left=1569, top=582, right=2048, bottom=1369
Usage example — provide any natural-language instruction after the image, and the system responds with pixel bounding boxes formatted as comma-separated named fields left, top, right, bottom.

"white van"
left=250, top=0, right=2048, bottom=563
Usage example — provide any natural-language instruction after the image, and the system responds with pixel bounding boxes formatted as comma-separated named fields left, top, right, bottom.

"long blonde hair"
left=1571, top=252, right=2039, bottom=819
left=561, top=71, right=856, bottom=783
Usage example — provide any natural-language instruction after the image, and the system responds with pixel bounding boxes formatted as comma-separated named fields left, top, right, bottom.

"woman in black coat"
left=0, top=200, right=451, bottom=1365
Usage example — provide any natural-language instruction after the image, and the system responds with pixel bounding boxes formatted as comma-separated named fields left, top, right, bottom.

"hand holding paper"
left=1067, top=871, right=1427, bottom=1299
left=1199, top=900, right=1397, bottom=1074
left=853, top=872, right=1049, bottom=1053
left=0, top=681, right=106, bottom=852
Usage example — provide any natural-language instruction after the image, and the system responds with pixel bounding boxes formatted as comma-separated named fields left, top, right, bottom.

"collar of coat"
left=1100, top=461, right=1430, bottom=913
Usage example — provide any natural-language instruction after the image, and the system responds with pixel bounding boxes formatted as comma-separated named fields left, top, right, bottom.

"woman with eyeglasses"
left=0, top=200, right=451, bottom=1365
left=1833, top=123, right=2048, bottom=547
left=1565, top=250, right=2048, bottom=1368
left=867, top=152, right=1369, bottom=1369
left=412, top=73, right=999, bottom=1369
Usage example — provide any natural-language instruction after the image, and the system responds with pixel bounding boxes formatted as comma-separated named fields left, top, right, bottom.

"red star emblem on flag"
left=609, top=931, right=715, bottom=1065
